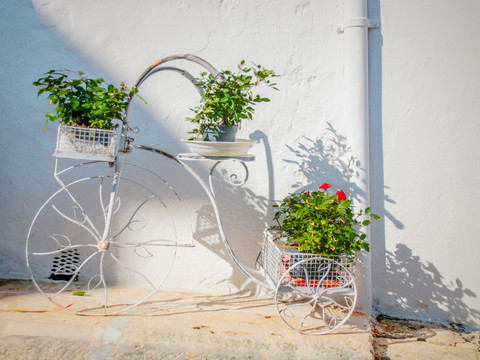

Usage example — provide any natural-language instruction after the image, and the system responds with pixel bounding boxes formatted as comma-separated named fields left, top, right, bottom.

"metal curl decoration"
left=208, top=160, right=249, bottom=197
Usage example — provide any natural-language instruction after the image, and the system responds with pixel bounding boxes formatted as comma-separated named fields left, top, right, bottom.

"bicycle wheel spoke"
left=99, top=252, right=109, bottom=313
left=111, top=195, right=159, bottom=239
left=109, top=252, right=157, bottom=291
left=110, top=240, right=178, bottom=250
left=275, top=257, right=357, bottom=334
left=31, top=234, right=97, bottom=256
left=87, top=274, right=103, bottom=293
left=60, top=181, right=104, bottom=240
left=51, top=204, right=100, bottom=243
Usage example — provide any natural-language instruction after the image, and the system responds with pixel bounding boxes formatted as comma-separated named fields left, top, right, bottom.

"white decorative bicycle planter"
left=26, top=54, right=358, bottom=334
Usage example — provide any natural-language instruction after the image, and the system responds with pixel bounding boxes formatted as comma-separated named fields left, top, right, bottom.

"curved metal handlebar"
left=133, top=54, right=222, bottom=88
left=129, top=53, right=223, bottom=102
left=119, top=54, right=223, bottom=152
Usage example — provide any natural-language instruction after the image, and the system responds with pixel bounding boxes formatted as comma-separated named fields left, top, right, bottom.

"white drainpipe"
left=337, top=0, right=378, bottom=314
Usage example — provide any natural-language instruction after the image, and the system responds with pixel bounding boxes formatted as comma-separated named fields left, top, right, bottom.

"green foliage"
left=33, top=69, right=143, bottom=130
left=187, top=60, right=278, bottom=139
left=271, top=183, right=380, bottom=257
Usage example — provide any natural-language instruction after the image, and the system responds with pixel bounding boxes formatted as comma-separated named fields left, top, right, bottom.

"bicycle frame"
left=92, top=55, right=223, bottom=251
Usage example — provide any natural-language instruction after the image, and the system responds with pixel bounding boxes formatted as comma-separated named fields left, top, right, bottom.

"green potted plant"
left=33, top=69, right=141, bottom=130
left=187, top=60, right=278, bottom=141
left=33, top=69, right=144, bottom=158
left=267, top=183, right=380, bottom=282
left=271, top=182, right=380, bottom=257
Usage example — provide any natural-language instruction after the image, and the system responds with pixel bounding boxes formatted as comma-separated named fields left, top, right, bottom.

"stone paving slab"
left=371, top=315, right=480, bottom=360
left=0, top=280, right=373, bottom=360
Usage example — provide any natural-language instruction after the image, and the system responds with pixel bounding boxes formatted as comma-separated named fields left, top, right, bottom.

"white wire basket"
left=54, top=124, right=117, bottom=161
left=260, top=229, right=356, bottom=290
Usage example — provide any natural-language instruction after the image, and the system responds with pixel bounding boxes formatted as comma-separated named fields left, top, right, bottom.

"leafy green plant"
left=33, top=69, right=143, bottom=130
left=187, top=60, right=278, bottom=139
left=272, top=183, right=380, bottom=257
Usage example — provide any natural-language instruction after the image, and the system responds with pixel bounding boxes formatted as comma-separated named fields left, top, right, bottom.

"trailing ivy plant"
left=187, top=60, right=278, bottom=139
left=271, top=183, right=380, bottom=257
left=33, top=69, right=144, bottom=130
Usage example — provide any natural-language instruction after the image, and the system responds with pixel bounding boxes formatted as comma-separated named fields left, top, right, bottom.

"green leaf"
left=294, top=209, right=304, bottom=218
left=338, top=199, right=351, bottom=207
left=70, top=98, right=80, bottom=109
left=72, top=291, right=86, bottom=296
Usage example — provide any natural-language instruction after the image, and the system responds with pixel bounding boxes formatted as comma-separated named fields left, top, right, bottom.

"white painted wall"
left=0, top=0, right=345, bottom=294
left=369, top=1, right=480, bottom=330
left=0, top=0, right=479, bottom=330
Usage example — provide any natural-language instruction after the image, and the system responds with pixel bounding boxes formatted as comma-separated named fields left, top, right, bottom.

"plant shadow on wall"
left=284, top=124, right=480, bottom=329
left=282, top=123, right=404, bottom=292
left=284, top=123, right=403, bottom=222
left=380, top=243, right=480, bottom=330
left=284, top=123, right=355, bottom=195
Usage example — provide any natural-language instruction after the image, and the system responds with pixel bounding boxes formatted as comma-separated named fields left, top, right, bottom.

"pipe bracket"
left=336, top=18, right=379, bottom=33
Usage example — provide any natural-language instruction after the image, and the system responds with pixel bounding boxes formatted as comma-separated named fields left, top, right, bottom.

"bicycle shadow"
left=187, top=131, right=274, bottom=296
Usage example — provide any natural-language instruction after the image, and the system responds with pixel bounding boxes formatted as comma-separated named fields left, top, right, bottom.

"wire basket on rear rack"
left=53, top=124, right=117, bottom=162
left=260, top=229, right=356, bottom=291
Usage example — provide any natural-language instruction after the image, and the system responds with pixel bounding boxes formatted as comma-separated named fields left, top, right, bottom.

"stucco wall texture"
left=0, top=0, right=478, bottom=330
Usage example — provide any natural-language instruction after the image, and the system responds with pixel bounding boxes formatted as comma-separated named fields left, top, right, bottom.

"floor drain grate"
left=49, top=249, right=81, bottom=281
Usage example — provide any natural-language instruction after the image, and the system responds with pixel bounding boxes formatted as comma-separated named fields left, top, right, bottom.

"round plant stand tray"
left=181, top=139, right=257, bottom=157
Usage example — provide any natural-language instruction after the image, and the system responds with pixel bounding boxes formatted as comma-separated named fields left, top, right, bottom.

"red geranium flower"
left=319, top=183, right=331, bottom=190
left=336, top=190, right=346, bottom=200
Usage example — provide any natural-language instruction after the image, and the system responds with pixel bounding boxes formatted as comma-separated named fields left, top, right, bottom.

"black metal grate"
left=49, top=249, right=81, bottom=281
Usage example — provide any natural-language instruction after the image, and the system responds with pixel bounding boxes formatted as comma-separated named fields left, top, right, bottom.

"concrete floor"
left=0, top=279, right=373, bottom=359
left=1, top=279, right=478, bottom=359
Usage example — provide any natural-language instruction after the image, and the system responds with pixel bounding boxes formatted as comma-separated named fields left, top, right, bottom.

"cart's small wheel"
left=274, top=256, right=357, bottom=335
left=26, top=169, right=182, bottom=315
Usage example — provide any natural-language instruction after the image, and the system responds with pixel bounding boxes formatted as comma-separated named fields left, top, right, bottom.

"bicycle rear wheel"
left=275, top=257, right=357, bottom=334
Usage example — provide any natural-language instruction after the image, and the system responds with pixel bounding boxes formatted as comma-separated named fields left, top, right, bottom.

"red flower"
left=319, top=183, right=331, bottom=190
left=336, top=190, right=346, bottom=201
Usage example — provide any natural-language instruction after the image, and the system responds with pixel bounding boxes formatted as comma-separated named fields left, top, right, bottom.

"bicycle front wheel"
left=26, top=170, right=180, bottom=315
